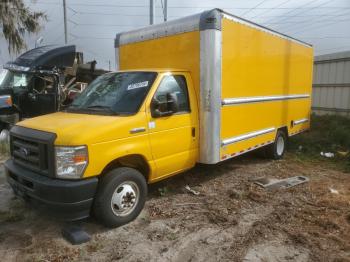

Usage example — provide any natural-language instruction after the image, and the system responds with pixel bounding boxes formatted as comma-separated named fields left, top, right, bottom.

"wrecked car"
left=0, top=45, right=108, bottom=139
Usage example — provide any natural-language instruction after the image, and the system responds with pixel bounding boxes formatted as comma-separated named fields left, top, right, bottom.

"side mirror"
left=151, top=93, right=179, bottom=118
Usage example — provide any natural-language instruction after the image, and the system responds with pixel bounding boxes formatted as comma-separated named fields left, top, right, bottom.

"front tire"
left=93, top=167, right=147, bottom=228
left=265, top=130, right=287, bottom=160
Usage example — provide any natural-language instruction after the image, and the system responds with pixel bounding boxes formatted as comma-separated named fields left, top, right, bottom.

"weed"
left=166, top=232, right=178, bottom=241
left=158, top=186, right=169, bottom=196
left=289, top=114, right=350, bottom=172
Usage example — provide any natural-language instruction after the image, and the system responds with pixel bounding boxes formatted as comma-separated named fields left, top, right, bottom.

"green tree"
left=0, top=0, right=46, bottom=53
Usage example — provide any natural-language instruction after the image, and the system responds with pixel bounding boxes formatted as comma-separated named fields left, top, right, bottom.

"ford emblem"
left=19, top=147, right=29, bottom=156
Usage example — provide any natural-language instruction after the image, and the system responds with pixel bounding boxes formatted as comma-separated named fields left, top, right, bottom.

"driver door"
left=147, top=73, right=198, bottom=181
left=26, top=75, right=58, bottom=117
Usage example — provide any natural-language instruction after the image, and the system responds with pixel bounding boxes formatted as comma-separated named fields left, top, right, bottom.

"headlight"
left=55, top=146, right=88, bottom=179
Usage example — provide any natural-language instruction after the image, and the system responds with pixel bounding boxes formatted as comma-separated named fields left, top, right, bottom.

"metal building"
left=312, top=51, right=350, bottom=117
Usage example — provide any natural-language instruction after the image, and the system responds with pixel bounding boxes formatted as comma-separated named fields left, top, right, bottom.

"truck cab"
left=5, top=69, right=199, bottom=226
left=0, top=68, right=58, bottom=119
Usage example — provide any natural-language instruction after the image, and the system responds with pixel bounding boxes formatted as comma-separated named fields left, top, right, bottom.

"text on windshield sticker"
left=127, top=81, right=149, bottom=90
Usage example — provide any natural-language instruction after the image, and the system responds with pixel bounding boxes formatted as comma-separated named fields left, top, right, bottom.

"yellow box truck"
left=5, top=9, right=313, bottom=227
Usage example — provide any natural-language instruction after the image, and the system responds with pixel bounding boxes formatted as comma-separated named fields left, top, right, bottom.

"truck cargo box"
left=115, top=8, right=313, bottom=164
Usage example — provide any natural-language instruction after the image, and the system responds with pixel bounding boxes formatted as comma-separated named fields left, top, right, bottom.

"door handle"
left=130, top=127, right=146, bottom=134
left=192, top=127, right=196, bottom=137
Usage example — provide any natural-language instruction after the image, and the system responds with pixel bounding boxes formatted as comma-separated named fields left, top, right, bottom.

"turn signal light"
left=5, top=96, right=12, bottom=106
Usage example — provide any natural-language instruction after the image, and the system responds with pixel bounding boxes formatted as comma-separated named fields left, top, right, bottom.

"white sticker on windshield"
left=127, top=81, right=149, bottom=90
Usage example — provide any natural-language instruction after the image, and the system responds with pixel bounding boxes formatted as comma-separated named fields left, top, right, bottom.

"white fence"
left=312, top=51, right=350, bottom=117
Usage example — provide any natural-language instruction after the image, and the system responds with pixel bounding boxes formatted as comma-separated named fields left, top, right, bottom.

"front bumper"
left=5, top=159, right=98, bottom=221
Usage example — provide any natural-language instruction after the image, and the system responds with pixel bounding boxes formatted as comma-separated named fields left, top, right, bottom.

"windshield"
left=69, top=71, right=157, bottom=115
left=0, top=69, right=33, bottom=92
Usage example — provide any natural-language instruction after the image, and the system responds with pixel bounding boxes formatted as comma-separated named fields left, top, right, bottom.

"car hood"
left=16, top=111, right=145, bottom=145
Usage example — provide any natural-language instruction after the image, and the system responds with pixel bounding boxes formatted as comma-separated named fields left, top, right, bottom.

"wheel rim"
left=276, top=135, right=285, bottom=156
left=111, top=181, right=140, bottom=217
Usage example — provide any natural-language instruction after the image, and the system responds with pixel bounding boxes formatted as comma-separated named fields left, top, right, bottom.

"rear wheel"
left=265, top=130, right=287, bottom=160
left=93, top=167, right=147, bottom=228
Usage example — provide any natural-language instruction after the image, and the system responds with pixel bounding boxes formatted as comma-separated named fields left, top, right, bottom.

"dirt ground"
left=0, top=153, right=349, bottom=262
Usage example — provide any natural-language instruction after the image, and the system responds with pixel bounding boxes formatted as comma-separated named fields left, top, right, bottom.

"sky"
left=1, top=0, right=350, bottom=69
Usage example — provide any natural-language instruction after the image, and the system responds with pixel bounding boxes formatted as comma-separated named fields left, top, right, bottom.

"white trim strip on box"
left=221, top=139, right=275, bottom=160
left=222, top=127, right=275, bottom=146
left=222, top=94, right=310, bottom=106
left=293, top=118, right=309, bottom=126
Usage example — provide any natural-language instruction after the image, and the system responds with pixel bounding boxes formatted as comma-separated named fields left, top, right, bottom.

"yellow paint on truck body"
left=220, top=17, right=313, bottom=159
left=16, top=10, right=313, bottom=183
left=18, top=70, right=198, bottom=182
left=120, top=31, right=201, bottom=101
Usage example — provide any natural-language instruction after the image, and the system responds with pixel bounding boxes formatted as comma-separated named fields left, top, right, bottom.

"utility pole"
left=150, top=0, right=155, bottom=25
left=163, top=0, right=168, bottom=22
left=63, top=0, right=68, bottom=44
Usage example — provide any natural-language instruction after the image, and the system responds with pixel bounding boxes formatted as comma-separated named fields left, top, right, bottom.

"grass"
left=289, top=114, right=350, bottom=172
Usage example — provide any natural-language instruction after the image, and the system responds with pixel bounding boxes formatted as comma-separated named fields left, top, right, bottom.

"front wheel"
left=265, top=130, right=287, bottom=160
left=93, top=167, right=147, bottom=228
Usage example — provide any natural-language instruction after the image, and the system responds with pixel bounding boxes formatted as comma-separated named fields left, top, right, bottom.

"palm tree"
left=0, top=0, right=47, bottom=54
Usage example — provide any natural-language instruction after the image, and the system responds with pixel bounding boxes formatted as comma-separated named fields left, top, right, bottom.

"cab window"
left=153, top=75, right=190, bottom=113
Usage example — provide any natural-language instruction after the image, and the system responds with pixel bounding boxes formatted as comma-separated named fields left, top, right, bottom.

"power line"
left=266, top=17, right=350, bottom=25
left=282, top=8, right=350, bottom=35
left=253, top=13, right=350, bottom=18
left=69, top=33, right=113, bottom=40
left=21, top=1, right=350, bottom=10
left=250, top=0, right=292, bottom=19
left=240, top=0, right=271, bottom=17
left=304, top=36, right=350, bottom=39
left=289, top=16, right=350, bottom=35
left=66, top=7, right=162, bottom=17
left=68, top=18, right=144, bottom=27
left=23, top=0, right=350, bottom=62
left=264, top=0, right=322, bottom=25
left=61, top=5, right=350, bottom=21
left=260, top=0, right=350, bottom=36
left=24, top=2, right=150, bottom=8
left=276, top=0, right=339, bottom=31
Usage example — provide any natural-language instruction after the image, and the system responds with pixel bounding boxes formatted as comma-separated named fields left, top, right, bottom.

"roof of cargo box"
left=115, top=9, right=312, bottom=48
left=4, top=45, right=76, bottom=72
left=116, top=68, right=188, bottom=73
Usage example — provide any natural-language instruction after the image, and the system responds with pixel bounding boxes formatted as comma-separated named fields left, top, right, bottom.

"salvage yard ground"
left=0, top=115, right=349, bottom=261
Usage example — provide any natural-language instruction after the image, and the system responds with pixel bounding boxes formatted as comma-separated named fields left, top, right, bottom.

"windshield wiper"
left=66, top=104, right=119, bottom=115
left=85, top=105, right=118, bottom=115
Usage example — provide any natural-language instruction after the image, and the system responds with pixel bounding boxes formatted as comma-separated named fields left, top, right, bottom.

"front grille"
left=10, top=126, right=56, bottom=177
left=12, top=136, right=48, bottom=174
